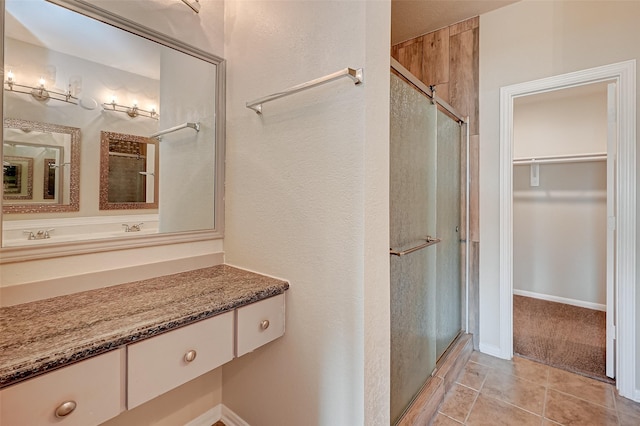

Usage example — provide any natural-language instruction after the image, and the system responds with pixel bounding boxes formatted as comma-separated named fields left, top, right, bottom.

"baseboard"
left=221, top=404, right=251, bottom=426
left=186, top=405, right=222, bottom=426
left=479, top=342, right=507, bottom=359
left=514, top=289, right=606, bottom=312
left=185, top=404, right=250, bottom=426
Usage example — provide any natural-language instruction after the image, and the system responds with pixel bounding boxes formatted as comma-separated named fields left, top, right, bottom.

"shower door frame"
left=390, top=58, right=472, bottom=423
left=390, top=57, right=471, bottom=338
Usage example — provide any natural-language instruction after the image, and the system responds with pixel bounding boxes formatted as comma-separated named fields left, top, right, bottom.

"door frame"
left=498, top=60, right=636, bottom=399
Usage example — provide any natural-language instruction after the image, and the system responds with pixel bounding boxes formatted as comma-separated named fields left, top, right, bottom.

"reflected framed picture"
left=3, top=155, right=33, bottom=200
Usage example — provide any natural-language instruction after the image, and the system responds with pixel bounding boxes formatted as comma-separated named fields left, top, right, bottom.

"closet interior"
left=511, top=82, right=613, bottom=382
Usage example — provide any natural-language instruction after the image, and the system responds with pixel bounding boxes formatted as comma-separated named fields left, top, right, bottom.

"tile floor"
left=433, top=352, right=640, bottom=426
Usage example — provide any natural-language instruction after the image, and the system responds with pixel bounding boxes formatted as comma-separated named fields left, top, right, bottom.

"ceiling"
left=391, top=0, right=519, bottom=45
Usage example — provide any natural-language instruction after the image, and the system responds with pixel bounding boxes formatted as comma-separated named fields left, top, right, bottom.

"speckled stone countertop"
left=0, top=264, right=289, bottom=389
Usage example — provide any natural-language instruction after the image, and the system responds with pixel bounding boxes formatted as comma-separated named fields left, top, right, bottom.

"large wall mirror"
left=0, top=0, right=225, bottom=261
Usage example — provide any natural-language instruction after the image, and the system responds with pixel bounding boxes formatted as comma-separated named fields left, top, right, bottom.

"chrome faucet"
left=122, top=223, right=143, bottom=232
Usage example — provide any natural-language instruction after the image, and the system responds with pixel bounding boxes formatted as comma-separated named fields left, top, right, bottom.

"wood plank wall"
left=392, top=17, right=480, bottom=349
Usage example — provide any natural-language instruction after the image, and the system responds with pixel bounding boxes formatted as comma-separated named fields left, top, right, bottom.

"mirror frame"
left=3, top=118, right=81, bottom=213
left=99, top=130, right=159, bottom=211
left=0, top=0, right=226, bottom=263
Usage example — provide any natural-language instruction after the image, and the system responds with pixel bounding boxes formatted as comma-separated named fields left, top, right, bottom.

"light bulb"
left=38, top=77, right=45, bottom=87
left=132, top=100, right=138, bottom=108
left=110, top=95, right=117, bottom=104
left=7, top=70, right=14, bottom=82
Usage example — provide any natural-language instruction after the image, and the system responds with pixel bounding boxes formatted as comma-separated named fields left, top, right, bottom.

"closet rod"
left=246, top=67, right=364, bottom=114
left=513, top=152, right=607, bottom=165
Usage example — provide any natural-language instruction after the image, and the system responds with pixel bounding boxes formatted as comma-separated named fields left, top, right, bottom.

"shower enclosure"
left=389, top=59, right=468, bottom=424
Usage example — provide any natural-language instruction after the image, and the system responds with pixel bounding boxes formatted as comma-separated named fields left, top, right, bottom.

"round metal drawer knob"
left=184, top=350, right=197, bottom=363
left=55, top=401, right=77, bottom=418
left=260, top=320, right=270, bottom=330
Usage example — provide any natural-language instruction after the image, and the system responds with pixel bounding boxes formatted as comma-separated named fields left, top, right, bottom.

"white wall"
left=222, top=0, right=390, bottom=424
left=479, top=0, right=640, bottom=389
left=513, top=88, right=608, bottom=307
left=513, top=162, right=607, bottom=306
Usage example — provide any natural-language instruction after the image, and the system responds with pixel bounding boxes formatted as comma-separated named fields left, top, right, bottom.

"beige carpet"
left=513, top=295, right=612, bottom=383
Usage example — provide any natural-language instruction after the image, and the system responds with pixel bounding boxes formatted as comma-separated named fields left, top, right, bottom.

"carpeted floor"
left=513, top=295, right=612, bottom=383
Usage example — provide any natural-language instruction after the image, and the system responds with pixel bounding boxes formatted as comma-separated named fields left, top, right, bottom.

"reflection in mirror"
left=1, top=0, right=225, bottom=256
left=3, top=156, right=33, bottom=200
left=100, top=131, right=158, bottom=210
left=2, top=118, right=80, bottom=213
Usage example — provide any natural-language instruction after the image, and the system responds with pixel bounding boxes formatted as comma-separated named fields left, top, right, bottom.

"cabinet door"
left=127, top=311, right=234, bottom=409
left=236, top=293, right=286, bottom=356
left=0, top=349, right=124, bottom=426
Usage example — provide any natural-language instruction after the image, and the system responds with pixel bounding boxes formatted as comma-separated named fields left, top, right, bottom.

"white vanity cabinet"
left=127, top=311, right=235, bottom=409
left=236, top=293, right=286, bottom=356
left=0, top=349, right=124, bottom=426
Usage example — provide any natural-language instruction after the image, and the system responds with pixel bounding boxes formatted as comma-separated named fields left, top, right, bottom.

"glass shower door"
left=436, top=109, right=462, bottom=359
left=390, top=72, right=464, bottom=424
left=390, top=72, right=438, bottom=424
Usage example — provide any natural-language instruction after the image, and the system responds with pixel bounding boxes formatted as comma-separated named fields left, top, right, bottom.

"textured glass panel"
left=389, top=73, right=438, bottom=424
left=435, top=109, right=462, bottom=359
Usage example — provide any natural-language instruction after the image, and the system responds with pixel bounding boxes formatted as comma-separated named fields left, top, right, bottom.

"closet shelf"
left=513, top=152, right=607, bottom=165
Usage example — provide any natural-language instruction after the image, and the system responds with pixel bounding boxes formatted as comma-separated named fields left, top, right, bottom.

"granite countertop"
left=0, top=264, right=289, bottom=389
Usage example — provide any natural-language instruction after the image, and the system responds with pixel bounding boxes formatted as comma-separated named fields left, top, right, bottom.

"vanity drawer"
left=127, top=311, right=234, bottom=409
left=236, top=293, right=286, bottom=356
left=0, top=349, right=123, bottom=426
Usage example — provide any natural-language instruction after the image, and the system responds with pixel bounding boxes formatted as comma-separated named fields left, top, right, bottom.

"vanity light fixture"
left=4, top=71, right=79, bottom=105
left=102, top=97, right=159, bottom=120
left=181, top=0, right=200, bottom=13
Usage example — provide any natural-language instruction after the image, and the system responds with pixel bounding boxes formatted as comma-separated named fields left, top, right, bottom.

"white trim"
left=221, top=404, right=251, bottom=426
left=499, top=60, right=636, bottom=398
left=185, top=405, right=222, bottom=426
left=479, top=342, right=505, bottom=359
left=513, top=289, right=606, bottom=312
left=184, top=404, right=251, bottom=426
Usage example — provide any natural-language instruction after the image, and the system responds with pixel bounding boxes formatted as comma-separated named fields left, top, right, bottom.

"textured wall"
left=222, top=0, right=390, bottom=424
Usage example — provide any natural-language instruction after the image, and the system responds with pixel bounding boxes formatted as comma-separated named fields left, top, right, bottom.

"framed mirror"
left=0, top=0, right=225, bottom=261
left=100, top=131, right=158, bottom=211
left=3, top=118, right=80, bottom=213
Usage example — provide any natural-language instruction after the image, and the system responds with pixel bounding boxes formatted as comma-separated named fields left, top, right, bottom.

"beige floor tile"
left=497, top=356, right=549, bottom=386
left=457, top=361, right=489, bottom=390
left=432, top=413, right=464, bottom=425
left=620, top=411, right=640, bottom=426
left=616, top=392, right=640, bottom=419
left=439, top=384, right=478, bottom=423
left=547, top=367, right=615, bottom=409
left=466, top=394, right=542, bottom=426
left=469, top=351, right=513, bottom=369
left=541, top=420, right=562, bottom=426
left=481, top=370, right=546, bottom=415
left=545, top=389, right=618, bottom=426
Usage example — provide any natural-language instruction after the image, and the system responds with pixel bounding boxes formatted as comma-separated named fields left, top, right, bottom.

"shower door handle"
left=390, top=236, right=441, bottom=256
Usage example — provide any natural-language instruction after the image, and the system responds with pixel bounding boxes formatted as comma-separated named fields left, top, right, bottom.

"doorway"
left=511, top=82, right=612, bottom=381
left=498, top=60, right=637, bottom=399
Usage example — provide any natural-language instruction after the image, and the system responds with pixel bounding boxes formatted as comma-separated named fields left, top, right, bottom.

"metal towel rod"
left=150, top=122, right=200, bottom=139
left=390, top=237, right=441, bottom=256
left=246, top=67, right=364, bottom=114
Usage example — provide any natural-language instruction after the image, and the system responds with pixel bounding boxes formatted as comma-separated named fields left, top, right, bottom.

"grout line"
left=480, top=392, right=544, bottom=419
left=463, top=386, right=481, bottom=425
left=548, top=388, right=618, bottom=412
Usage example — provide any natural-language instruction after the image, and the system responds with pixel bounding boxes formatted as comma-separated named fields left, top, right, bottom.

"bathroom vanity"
left=0, top=265, right=289, bottom=425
